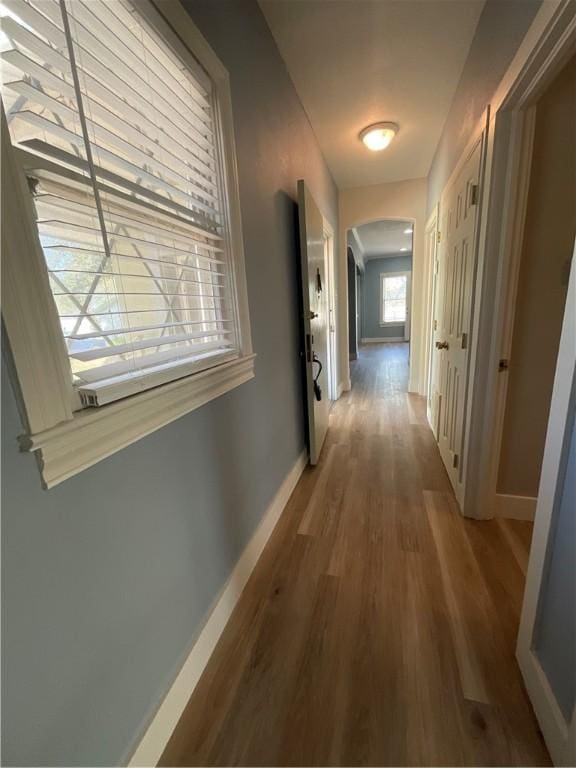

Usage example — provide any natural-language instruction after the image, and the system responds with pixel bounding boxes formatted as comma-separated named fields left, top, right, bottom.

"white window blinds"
left=1, top=0, right=238, bottom=406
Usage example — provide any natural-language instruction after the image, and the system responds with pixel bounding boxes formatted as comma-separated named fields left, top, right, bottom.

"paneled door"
left=298, top=180, right=329, bottom=464
left=432, top=140, right=482, bottom=500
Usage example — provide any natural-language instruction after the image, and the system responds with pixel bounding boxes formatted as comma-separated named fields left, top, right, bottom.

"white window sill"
left=379, top=322, right=405, bottom=327
left=19, top=354, right=256, bottom=488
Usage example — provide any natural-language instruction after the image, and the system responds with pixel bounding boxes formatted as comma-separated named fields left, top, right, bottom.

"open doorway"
left=489, top=54, right=575, bottom=520
left=346, top=220, right=414, bottom=392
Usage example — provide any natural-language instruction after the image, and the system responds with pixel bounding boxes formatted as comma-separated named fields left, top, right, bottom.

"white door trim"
left=323, top=218, right=339, bottom=401
left=424, top=205, right=439, bottom=419
left=516, top=246, right=576, bottom=766
left=462, top=0, right=576, bottom=519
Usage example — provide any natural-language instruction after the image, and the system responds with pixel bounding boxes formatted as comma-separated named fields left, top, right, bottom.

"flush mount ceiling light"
left=359, top=122, right=398, bottom=152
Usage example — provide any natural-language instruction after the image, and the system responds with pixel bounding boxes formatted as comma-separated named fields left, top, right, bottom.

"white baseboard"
left=494, top=493, right=537, bottom=521
left=517, top=646, right=572, bottom=766
left=361, top=337, right=406, bottom=344
left=342, top=377, right=351, bottom=392
left=128, top=451, right=308, bottom=767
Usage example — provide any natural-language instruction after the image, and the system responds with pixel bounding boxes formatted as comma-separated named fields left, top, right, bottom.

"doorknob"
left=435, top=341, right=449, bottom=350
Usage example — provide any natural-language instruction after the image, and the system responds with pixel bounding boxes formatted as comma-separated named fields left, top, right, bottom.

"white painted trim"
left=1, top=109, right=74, bottom=434
left=337, top=381, right=346, bottom=398
left=2, top=0, right=256, bottom=487
left=361, top=337, right=406, bottom=344
left=517, top=246, right=576, bottom=766
left=423, top=206, right=439, bottom=404
left=517, top=650, right=575, bottom=768
left=482, top=107, right=537, bottom=518
left=463, top=0, right=576, bottom=519
left=493, top=494, right=537, bottom=521
left=349, top=228, right=365, bottom=271
left=342, top=377, right=352, bottom=392
left=127, top=450, right=308, bottom=767
left=22, top=355, right=256, bottom=489
left=323, top=217, right=339, bottom=402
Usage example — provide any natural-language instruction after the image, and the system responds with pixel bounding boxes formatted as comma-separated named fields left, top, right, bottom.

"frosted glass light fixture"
left=360, top=122, right=398, bottom=151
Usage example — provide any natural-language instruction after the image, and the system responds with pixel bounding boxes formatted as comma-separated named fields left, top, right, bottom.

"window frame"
left=1, top=0, right=255, bottom=488
left=379, top=270, right=411, bottom=327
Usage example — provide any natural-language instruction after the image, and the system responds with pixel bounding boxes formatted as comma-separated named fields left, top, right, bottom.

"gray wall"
left=0, top=1, right=338, bottom=765
left=535, top=404, right=576, bottom=721
left=361, top=255, right=412, bottom=340
left=427, top=0, right=542, bottom=214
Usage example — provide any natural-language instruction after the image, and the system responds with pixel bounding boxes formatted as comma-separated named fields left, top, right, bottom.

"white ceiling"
left=259, top=0, right=485, bottom=189
left=354, top=219, right=413, bottom=259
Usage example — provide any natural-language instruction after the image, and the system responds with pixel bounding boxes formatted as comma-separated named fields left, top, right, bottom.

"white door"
left=425, top=212, right=439, bottom=428
left=430, top=199, right=450, bottom=441
left=433, top=140, right=482, bottom=498
left=298, top=180, right=329, bottom=464
left=517, top=247, right=575, bottom=767
left=323, top=229, right=338, bottom=401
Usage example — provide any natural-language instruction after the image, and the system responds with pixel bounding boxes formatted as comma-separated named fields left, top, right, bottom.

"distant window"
left=380, top=272, right=410, bottom=324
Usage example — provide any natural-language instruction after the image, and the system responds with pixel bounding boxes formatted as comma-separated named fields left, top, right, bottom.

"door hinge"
left=437, top=231, right=441, bottom=243
left=461, top=332, right=467, bottom=349
left=470, top=183, right=479, bottom=206
left=434, top=319, right=438, bottom=331
left=453, top=453, right=459, bottom=469
left=305, top=333, right=312, bottom=363
left=498, top=358, right=509, bottom=372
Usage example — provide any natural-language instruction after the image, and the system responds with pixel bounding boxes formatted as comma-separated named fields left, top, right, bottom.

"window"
left=380, top=271, right=410, bottom=325
left=1, top=0, right=254, bottom=486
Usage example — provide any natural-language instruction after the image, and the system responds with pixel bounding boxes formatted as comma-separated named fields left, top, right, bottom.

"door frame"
left=516, top=245, right=576, bottom=766
left=461, top=0, right=576, bottom=519
left=424, top=204, right=439, bottom=420
left=323, top=218, right=339, bottom=401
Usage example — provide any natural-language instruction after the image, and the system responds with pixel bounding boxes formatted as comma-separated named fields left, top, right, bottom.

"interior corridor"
left=161, top=343, right=549, bottom=767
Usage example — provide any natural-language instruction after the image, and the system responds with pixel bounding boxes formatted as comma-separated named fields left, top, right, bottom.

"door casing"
left=298, top=179, right=331, bottom=464
left=462, top=0, right=576, bottom=520
left=516, top=246, right=576, bottom=766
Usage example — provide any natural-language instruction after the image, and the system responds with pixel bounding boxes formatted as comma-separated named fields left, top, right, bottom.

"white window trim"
left=1, top=0, right=255, bottom=488
left=379, top=271, right=411, bottom=329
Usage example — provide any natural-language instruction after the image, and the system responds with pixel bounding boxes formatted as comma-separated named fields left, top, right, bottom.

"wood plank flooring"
left=160, top=343, right=550, bottom=767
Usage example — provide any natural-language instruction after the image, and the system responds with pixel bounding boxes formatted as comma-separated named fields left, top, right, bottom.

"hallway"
left=160, top=343, right=549, bottom=766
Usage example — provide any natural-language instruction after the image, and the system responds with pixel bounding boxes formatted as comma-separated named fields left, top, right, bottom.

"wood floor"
left=160, top=343, right=550, bottom=767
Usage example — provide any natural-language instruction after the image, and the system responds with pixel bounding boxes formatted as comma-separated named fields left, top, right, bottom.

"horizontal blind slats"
left=1, top=21, right=219, bottom=174
left=44, top=246, right=225, bottom=274
left=35, top=193, right=223, bottom=250
left=51, top=269, right=225, bottom=289
left=76, top=342, right=233, bottom=384
left=3, top=0, right=236, bottom=403
left=66, top=318, right=232, bottom=340
left=5, top=80, right=220, bottom=199
left=70, top=329, right=232, bottom=362
left=69, top=0, right=213, bottom=131
left=15, top=111, right=220, bottom=218
left=38, top=221, right=224, bottom=259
